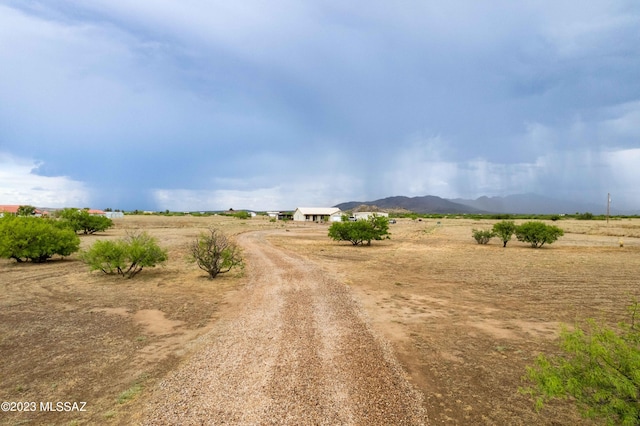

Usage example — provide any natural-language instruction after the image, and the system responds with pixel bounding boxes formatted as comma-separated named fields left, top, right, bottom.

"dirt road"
left=142, top=230, right=427, bottom=425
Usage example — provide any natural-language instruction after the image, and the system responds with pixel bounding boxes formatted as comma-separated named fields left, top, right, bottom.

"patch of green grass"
left=103, top=410, right=117, bottom=419
left=117, top=384, right=142, bottom=404
left=117, top=373, right=149, bottom=404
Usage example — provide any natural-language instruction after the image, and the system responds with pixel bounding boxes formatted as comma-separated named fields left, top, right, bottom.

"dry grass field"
left=1, top=215, right=639, bottom=425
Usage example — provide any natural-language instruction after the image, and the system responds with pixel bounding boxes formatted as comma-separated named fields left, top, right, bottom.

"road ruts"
left=142, top=230, right=427, bottom=425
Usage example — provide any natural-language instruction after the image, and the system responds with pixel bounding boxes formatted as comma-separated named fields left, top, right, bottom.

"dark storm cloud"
left=1, top=1, right=638, bottom=210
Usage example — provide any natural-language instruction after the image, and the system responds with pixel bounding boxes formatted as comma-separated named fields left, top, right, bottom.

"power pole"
left=607, top=193, right=611, bottom=224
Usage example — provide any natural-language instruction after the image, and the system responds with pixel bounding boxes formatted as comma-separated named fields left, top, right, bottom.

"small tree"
left=328, top=215, right=390, bottom=246
left=522, top=302, right=640, bottom=424
left=80, top=232, right=167, bottom=278
left=515, top=221, right=564, bottom=248
left=58, top=208, right=113, bottom=234
left=0, top=216, right=80, bottom=262
left=472, top=229, right=494, bottom=244
left=189, top=228, right=243, bottom=279
left=492, top=220, right=517, bottom=247
left=17, top=205, right=36, bottom=216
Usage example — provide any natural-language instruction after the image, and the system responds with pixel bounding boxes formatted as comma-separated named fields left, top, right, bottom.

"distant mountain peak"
left=335, top=195, right=485, bottom=214
left=334, top=193, right=631, bottom=215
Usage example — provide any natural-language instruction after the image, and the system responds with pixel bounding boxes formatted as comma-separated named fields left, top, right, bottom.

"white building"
left=352, top=211, right=389, bottom=220
left=293, top=207, right=342, bottom=222
left=105, top=211, right=125, bottom=219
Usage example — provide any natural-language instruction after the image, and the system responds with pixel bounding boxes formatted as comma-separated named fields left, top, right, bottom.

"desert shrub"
left=58, top=208, right=113, bottom=234
left=188, top=227, right=243, bottom=279
left=472, top=229, right=494, bottom=244
left=515, top=221, right=564, bottom=248
left=234, top=211, right=251, bottom=219
left=0, top=215, right=80, bottom=262
left=492, top=220, right=517, bottom=247
left=576, top=212, right=594, bottom=220
left=522, top=302, right=640, bottom=425
left=328, top=215, right=390, bottom=246
left=80, top=232, right=167, bottom=278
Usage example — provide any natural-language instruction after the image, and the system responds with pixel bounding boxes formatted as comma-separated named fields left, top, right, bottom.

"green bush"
left=234, top=211, right=251, bottom=219
left=515, top=221, right=564, bottom=248
left=472, top=229, right=494, bottom=244
left=492, top=220, right=517, bottom=247
left=576, top=212, right=594, bottom=220
left=80, top=232, right=167, bottom=278
left=328, top=215, right=390, bottom=246
left=0, top=216, right=80, bottom=262
left=58, top=208, right=114, bottom=234
left=522, top=302, right=640, bottom=424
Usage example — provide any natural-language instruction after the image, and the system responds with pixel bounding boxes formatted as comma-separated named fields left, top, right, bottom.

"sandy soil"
left=1, top=215, right=639, bottom=425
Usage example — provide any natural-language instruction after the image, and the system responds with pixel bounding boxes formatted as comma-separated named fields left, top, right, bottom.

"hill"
left=335, top=193, right=634, bottom=215
left=335, top=196, right=485, bottom=214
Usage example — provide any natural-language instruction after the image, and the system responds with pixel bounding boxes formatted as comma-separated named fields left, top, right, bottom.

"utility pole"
left=607, top=193, right=611, bottom=224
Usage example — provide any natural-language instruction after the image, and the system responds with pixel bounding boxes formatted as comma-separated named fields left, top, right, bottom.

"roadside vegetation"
left=522, top=302, right=640, bottom=425
left=80, top=232, right=168, bottom=278
left=188, top=227, right=244, bottom=279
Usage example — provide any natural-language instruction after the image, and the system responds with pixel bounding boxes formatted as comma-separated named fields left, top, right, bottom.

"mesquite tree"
left=189, top=228, right=244, bottom=279
left=492, top=220, right=517, bottom=247
left=522, top=302, right=640, bottom=424
left=80, top=232, right=167, bottom=278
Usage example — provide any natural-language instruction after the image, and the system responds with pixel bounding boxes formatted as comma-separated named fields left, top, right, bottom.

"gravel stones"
left=142, top=231, right=427, bottom=425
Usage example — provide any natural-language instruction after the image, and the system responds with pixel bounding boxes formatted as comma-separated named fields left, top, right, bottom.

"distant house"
left=352, top=211, right=389, bottom=220
left=87, top=209, right=106, bottom=216
left=293, top=207, right=342, bottom=222
left=0, top=205, right=44, bottom=217
left=0, top=205, right=20, bottom=217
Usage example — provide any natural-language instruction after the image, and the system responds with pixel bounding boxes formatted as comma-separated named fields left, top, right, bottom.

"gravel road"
left=142, top=230, right=427, bottom=425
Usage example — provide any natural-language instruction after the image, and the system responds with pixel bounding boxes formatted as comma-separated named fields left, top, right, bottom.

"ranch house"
left=293, top=207, right=342, bottom=222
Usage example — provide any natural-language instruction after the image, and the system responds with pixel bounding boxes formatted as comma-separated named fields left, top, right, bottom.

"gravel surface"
left=142, top=230, right=427, bottom=425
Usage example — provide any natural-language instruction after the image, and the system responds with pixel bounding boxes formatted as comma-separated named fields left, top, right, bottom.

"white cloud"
left=601, top=101, right=640, bottom=138
left=152, top=172, right=362, bottom=211
left=0, top=153, right=90, bottom=207
left=603, top=148, right=640, bottom=209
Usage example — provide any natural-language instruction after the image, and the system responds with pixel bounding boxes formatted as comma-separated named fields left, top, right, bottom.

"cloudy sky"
left=1, top=1, right=639, bottom=212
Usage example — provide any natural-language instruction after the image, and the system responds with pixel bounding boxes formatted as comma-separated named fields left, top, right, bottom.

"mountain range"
left=335, top=194, right=633, bottom=215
